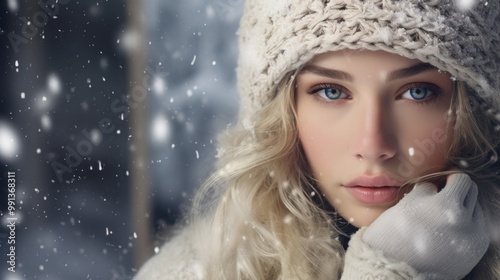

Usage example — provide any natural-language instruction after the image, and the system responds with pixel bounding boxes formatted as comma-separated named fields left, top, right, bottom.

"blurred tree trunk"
left=126, top=0, right=152, bottom=269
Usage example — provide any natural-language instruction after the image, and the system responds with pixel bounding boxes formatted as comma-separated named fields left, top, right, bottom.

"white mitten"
left=362, top=173, right=490, bottom=279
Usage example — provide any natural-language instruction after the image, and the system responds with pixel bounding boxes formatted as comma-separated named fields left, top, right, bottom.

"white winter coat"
left=133, top=227, right=429, bottom=280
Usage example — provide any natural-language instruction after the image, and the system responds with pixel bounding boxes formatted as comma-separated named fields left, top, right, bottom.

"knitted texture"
left=362, top=174, right=490, bottom=279
left=342, top=228, right=425, bottom=280
left=237, top=0, right=500, bottom=117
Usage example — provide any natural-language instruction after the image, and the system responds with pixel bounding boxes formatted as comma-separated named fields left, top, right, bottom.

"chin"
left=340, top=207, right=389, bottom=228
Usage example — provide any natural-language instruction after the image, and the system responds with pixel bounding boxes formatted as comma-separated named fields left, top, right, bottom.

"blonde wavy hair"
left=191, top=71, right=500, bottom=279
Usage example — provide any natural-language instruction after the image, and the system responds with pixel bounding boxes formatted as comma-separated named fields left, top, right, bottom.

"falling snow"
left=153, top=76, right=166, bottom=94
left=0, top=122, right=20, bottom=160
left=491, top=154, right=499, bottom=163
left=48, top=74, right=62, bottom=94
left=41, top=115, right=52, bottom=130
left=454, top=0, right=477, bottom=11
left=152, top=114, right=170, bottom=143
left=283, top=214, right=293, bottom=224
left=7, top=0, right=18, bottom=12
left=3, top=1, right=244, bottom=279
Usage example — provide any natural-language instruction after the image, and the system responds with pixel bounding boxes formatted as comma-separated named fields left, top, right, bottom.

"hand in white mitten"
left=362, top=173, right=490, bottom=279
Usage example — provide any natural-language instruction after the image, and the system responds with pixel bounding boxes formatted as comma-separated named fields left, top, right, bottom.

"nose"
left=350, top=99, right=397, bottom=162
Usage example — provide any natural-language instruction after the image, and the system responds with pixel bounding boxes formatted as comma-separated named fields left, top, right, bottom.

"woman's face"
left=296, top=50, right=454, bottom=227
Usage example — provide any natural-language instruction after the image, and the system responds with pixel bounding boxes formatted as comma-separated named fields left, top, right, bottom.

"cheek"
left=298, top=116, right=325, bottom=170
left=297, top=108, right=347, bottom=181
left=396, top=112, right=452, bottom=175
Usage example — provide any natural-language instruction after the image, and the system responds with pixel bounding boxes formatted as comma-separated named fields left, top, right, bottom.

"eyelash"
left=397, top=82, right=442, bottom=105
left=307, top=83, right=351, bottom=104
left=307, top=82, right=442, bottom=106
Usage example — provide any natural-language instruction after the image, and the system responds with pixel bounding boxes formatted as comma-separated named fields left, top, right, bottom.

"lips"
left=344, top=175, right=403, bottom=204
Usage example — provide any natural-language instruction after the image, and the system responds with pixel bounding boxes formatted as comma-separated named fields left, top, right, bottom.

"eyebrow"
left=300, top=63, right=438, bottom=82
left=386, top=63, right=438, bottom=81
left=300, top=64, right=353, bottom=81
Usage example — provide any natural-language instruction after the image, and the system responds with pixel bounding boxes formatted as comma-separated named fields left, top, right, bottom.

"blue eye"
left=401, top=87, right=435, bottom=100
left=312, top=86, right=348, bottom=100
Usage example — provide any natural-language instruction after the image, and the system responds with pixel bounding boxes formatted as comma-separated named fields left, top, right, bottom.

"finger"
left=405, top=181, right=438, bottom=199
left=472, top=201, right=486, bottom=225
left=439, top=173, right=475, bottom=205
left=464, top=180, right=479, bottom=216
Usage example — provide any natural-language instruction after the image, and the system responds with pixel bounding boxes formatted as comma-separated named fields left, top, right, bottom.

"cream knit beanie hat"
left=237, top=0, right=500, bottom=117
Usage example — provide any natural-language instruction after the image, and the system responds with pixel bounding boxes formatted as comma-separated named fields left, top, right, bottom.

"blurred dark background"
left=0, top=0, right=242, bottom=279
